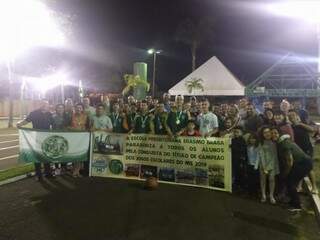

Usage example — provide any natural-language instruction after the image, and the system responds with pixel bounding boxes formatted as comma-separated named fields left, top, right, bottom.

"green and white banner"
left=91, top=132, right=232, bottom=192
left=19, top=128, right=90, bottom=163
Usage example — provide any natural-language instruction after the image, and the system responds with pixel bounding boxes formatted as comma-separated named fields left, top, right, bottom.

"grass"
left=0, top=164, right=34, bottom=182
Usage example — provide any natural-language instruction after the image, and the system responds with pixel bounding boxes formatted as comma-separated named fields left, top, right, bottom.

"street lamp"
left=0, top=0, right=65, bottom=127
left=148, top=48, right=162, bottom=97
left=267, top=0, right=320, bottom=112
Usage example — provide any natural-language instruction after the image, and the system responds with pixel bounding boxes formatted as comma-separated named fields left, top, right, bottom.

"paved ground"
left=0, top=176, right=319, bottom=240
left=0, top=119, right=20, bottom=129
left=0, top=128, right=19, bottom=170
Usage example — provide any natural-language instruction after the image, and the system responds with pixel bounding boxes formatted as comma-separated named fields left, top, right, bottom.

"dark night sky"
left=18, top=0, right=320, bottom=92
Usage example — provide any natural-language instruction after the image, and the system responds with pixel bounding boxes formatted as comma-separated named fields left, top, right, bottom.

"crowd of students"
left=17, top=94, right=319, bottom=211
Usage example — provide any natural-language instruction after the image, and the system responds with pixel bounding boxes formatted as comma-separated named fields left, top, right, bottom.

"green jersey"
left=127, top=113, right=137, bottom=130
left=167, top=111, right=188, bottom=134
left=154, top=112, right=169, bottom=135
left=279, top=138, right=312, bottom=163
left=133, top=114, right=152, bottom=134
left=84, top=106, right=96, bottom=118
left=64, top=111, right=73, bottom=127
left=52, top=114, right=67, bottom=130
left=110, top=112, right=126, bottom=133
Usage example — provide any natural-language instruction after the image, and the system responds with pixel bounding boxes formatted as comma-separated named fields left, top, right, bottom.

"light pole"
left=317, top=24, right=320, bottom=73
left=60, top=79, right=65, bottom=103
left=79, top=80, right=84, bottom=102
left=7, top=60, right=14, bottom=127
left=148, top=49, right=162, bottom=97
left=20, top=78, right=26, bottom=119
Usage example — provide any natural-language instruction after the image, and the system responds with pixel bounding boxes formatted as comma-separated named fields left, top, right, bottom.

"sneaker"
left=288, top=206, right=302, bottom=212
left=261, top=196, right=267, bottom=203
left=270, top=196, right=276, bottom=204
left=297, top=187, right=304, bottom=193
left=45, top=174, right=55, bottom=179
left=35, top=176, right=43, bottom=182
left=55, top=168, right=61, bottom=176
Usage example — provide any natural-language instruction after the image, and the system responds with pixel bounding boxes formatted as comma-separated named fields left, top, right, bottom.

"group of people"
left=17, top=94, right=319, bottom=211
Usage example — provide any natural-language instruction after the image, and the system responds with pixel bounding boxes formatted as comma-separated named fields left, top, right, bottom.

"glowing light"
left=0, top=0, right=65, bottom=60
left=24, top=72, right=69, bottom=94
left=148, top=49, right=162, bottom=55
left=267, top=1, right=320, bottom=23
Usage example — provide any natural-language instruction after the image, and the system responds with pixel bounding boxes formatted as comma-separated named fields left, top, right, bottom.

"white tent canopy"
left=169, top=56, right=245, bottom=96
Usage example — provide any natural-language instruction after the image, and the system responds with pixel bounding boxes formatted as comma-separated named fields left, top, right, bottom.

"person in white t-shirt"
left=83, top=97, right=96, bottom=118
left=91, top=104, right=113, bottom=131
left=198, top=100, right=219, bottom=137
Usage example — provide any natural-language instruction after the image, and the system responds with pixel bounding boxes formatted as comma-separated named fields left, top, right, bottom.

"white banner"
left=19, top=128, right=90, bottom=163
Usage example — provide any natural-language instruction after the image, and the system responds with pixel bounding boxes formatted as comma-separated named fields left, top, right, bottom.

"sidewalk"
left=0, top=176, right=319, bottom=240
left=0, top=119, right=20, bottom=129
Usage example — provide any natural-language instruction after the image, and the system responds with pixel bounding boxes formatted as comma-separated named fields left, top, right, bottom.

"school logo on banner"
left=19, top=129, right=90, bottom=163
left=42, top=135, right=69, bottom=159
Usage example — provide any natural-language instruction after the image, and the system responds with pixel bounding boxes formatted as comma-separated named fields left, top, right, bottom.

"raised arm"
left=16, top=119, right=29, bottom=128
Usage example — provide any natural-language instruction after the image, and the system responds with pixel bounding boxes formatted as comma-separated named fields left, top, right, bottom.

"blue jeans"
left=34, top=162, right=51, bottom=177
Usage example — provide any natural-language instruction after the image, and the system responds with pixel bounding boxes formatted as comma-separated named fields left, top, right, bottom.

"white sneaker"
left=55, top=168, right=61, bottom=176
left=288, top=206, right=302, bottom=212
left=311, top=188, right=319, bottom=194
left=270, top=196, right=276, bottom=204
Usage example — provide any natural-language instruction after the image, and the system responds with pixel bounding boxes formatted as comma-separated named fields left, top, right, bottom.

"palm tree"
left=175, top=18, right=215, bottom=72
left=185, top=78, right=204, bottom=95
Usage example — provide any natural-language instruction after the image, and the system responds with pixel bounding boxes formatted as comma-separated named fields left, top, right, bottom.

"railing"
left=245, top=88, right=320, bottom=97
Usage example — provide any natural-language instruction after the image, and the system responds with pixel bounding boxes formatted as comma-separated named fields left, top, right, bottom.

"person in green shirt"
left=52, top=104, right=67, bottom=130
left=154, top=103, right=172, bottom=136
left=52, top=103, right=69, bottom=175
left=102, top=95, right=111, bottom=115
left=277, top=134, right=313, bottom=211
left=127, top=103, right=138, bottom=131
left=130, top=101, right=153, bottom=134
left=167, top=102, right=188, bottom=135
left=64, top=98, right=74, bottom=127
left=110, top=103, right=128, bottom=133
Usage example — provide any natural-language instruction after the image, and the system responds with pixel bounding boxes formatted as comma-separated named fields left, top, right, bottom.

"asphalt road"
left=0, top=127, right=319, bottom=239
left=0, top=128, right=20, bottom=170
left=0, top=177, right=319, bottom=240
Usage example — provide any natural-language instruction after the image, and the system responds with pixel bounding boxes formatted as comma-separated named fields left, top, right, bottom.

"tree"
left=122, top=74, right=150, bottom=100
left=175, top=18, right=215, bottom=72
left=185, top=77, right=204, bottom=95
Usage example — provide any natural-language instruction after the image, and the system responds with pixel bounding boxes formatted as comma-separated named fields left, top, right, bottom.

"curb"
left=304, top=177, right=320, bottom=226
left=0, top=172, right=34, bottom=186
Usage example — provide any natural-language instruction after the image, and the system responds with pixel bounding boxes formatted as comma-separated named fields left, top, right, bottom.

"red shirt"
left=182, top=130, right=201, bottom=137
left=279, top=123, right=295, bottom=141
